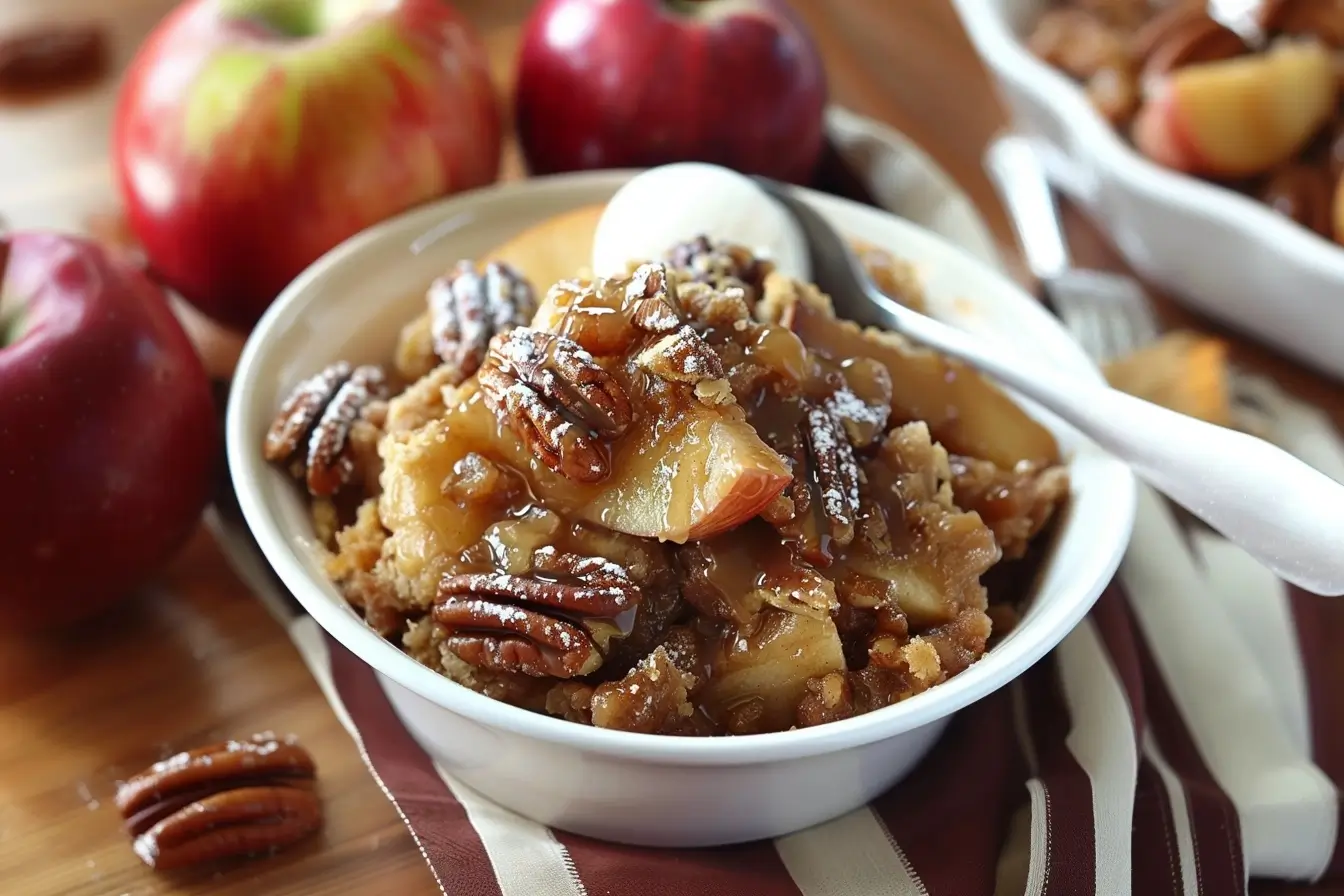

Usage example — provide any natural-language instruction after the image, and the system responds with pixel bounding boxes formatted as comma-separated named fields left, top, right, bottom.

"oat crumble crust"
left=269, top=230, right=1071, bottom=736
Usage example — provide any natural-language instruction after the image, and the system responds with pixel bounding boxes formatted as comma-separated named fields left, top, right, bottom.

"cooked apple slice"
left=760, top=275, right=1061, bottom=469
left=833, top=423, right=1001, bottom=626
left=578, top=388, right=791, bottom=541
left=528, top=277, right=640, bottom=357
left=698, top=608, right=848, bottom=733
left=485, top=204, right=606, bottom=289
left=1133, top=38, right=1336, bottom=178
left=382, top=381, right=789, bottom=568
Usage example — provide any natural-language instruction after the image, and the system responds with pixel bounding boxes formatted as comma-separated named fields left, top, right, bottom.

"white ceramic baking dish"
left=952, top=0, right=1344, bottom=381
left=227, top=169, right=1135, bottom=847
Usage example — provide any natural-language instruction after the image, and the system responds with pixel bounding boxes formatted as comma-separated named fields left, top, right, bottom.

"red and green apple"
left=114, top=0, right=503, bottom=332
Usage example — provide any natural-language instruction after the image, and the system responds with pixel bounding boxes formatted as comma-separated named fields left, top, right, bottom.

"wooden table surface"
left=1, top=2, right=1340, bottom=894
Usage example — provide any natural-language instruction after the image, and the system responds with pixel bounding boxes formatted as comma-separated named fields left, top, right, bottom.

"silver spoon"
left=752, top=176, right=1344, bottom=596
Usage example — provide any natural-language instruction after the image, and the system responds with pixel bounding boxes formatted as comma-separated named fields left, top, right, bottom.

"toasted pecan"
left=428, top=260, right=536, bottom=384
left=264, top=363, right=389, bottom=496
left=115, top=734, right=321, bottom=871
left=478, top=328, right=633, bottom=482
left=435, top=547, right=643, bottom=678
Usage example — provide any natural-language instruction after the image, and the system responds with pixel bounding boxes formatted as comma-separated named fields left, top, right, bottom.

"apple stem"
left=664, top=0, right=716, bottom=15
left=218, top=0, right=321, bottom=37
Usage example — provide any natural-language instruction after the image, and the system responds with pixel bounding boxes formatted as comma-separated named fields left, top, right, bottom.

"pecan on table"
left=763, top=400, right=861, bottom=564
left=427, top=260, right=537, bottom=385
left=434, top=547, right=643, bottom=678
left=477, top=327, right=633, bottom=482
left=664, top=235, right=773, bottom=301
left=622, top=261, right=687, bottom=334
left=263, top=362, right=390, bottom=496
left=0, top=23, right=108, bottom=96
left=114, top=733, right=322, bottom=871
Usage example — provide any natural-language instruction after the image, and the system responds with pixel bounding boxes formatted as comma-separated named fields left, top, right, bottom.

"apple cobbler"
left=263, top=233, right=1069, bottom=735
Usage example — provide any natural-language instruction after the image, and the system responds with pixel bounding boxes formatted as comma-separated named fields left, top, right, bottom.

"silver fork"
left=984, top=134, right=1276, bottom=426
left=983, top=134, right=1162, bottom=366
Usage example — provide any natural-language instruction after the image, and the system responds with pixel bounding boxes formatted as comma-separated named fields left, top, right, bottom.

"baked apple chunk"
left=264, top=230, right=1070, bottom=736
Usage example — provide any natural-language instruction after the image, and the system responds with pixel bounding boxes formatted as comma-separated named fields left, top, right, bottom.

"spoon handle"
left=891, top=308, right=1344, bottom=596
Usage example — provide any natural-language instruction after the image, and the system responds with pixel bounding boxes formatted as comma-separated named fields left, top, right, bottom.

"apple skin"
left=114, top=0, right=502, bottom=332
left=0, top=233, right=218, bottom=632
left=515, top=0, right=827, bottom=184
left=1131, top=39, right=1336, bottom=179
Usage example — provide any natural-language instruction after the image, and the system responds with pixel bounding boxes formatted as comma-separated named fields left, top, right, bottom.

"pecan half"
left=427, top=260, right=536, bottom=385
left=0, top=23, right=108, bottom=95
left=770, top=400, right=861, bottom=564
left=478, top=328, right=633, bottom=482
left=665, top=235, right=772, bottom=301
left=623, top=261, right=686, bottom=333
left=804, top=402, right=861, bottom=542
left=823, top=358, right=892, bottom=448
left=635, top=325, right=726, bottom=384
left=134, top=787, right=322, bottom=871
left=114, top=734, right=321, bottom=871
left=263, top=362, right=390, bottom=496
left=435, top=548, right=643, bottom=678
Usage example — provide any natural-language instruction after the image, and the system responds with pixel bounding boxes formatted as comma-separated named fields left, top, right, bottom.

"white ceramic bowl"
left=227, top=170, right=1135, bottom=847
left=952, top=0, right=1344, bottom=381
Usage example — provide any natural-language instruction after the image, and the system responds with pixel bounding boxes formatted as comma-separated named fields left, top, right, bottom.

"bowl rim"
left=227, top=168, right=1136, bottom=766
left=951, top=0, right=1344, bottom=282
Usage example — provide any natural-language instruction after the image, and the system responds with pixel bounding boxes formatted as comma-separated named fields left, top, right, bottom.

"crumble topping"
left=263, top=234, right=1070, bottom=735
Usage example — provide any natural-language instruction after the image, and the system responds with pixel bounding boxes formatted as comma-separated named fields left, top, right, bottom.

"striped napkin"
left=210, top=113, right=1344, bottom=895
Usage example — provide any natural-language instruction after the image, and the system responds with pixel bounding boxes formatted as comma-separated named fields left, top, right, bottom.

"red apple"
left=0, top=233, right=218, bottom=631
left=515, top=0, right=827, bottom=184
left=114, top=0, right=502, bottom=333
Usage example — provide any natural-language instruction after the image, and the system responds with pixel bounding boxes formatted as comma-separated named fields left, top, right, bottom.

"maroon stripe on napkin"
left=554, top=835, right=803, bottom=896
left=1090, top=586, right=1146, bottom=738
left=1132, top=759, right=1185, bottom=896
left=325, top=634, right=503, bottom=896
left=1131, top=619, right=1245, bottom=895
left=1022, top=655, right=1097, bottom=895
left=871, top=687, right=1023, bottom=896
left=1287, top=586, right=1344, bottom=878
